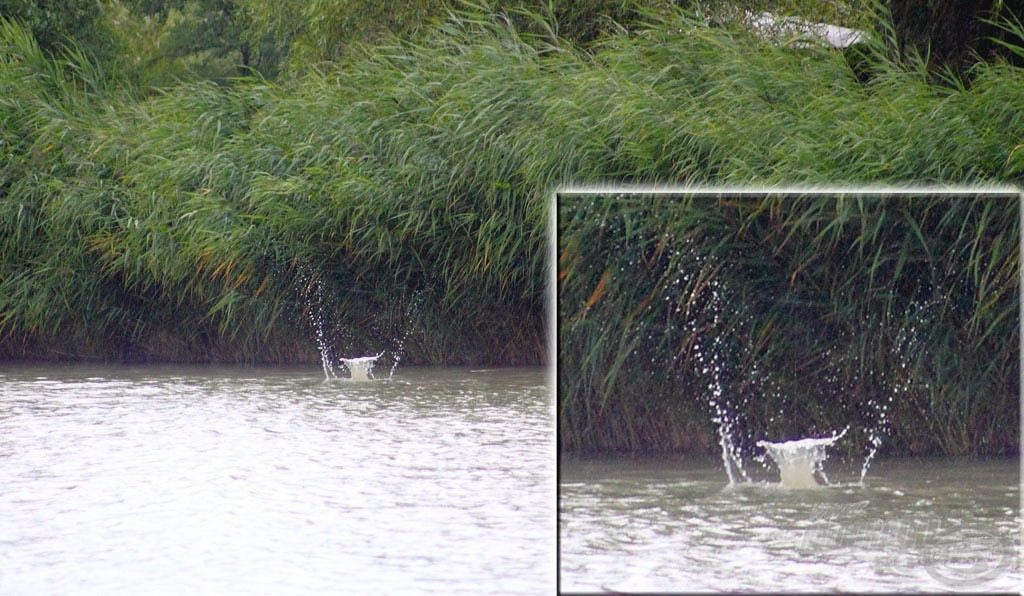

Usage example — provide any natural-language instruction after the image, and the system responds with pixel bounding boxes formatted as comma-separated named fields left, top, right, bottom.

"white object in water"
left=340, top=353, right=383, bottom=381
left=757, top=427, right=847, bottom=489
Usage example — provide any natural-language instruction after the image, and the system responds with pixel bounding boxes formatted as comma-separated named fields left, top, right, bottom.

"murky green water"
left=0, top=365, right=554, bottom=594
left=560, top=456, right=1021, bottom=592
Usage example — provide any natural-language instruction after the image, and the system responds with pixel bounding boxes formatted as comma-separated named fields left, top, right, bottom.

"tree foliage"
left=2, top=0, right=105, bottom=56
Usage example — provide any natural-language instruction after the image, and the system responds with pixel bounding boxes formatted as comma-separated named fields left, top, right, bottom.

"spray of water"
left=757, top=427, right=848, bottom=489
left=298, top=268, right=424, bottom=381
left=677, top=247, right=750, bottom=484
left=341, top=353, right=384, bottom=381
left=301, top=275, right=338, bottom=380
left=666, top=232, right=908, bottom=488
left=856, top=299, right=930, bottom=483
left=386, top=291, right=423, bottom=379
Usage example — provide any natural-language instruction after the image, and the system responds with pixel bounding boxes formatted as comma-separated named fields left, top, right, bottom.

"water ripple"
left=0, top=365, right=553, bottom=595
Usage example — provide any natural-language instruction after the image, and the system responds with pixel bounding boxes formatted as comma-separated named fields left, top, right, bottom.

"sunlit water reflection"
left=560, top=456, right=1021, bottom=592
left=0, top=365, right=554, bottom=594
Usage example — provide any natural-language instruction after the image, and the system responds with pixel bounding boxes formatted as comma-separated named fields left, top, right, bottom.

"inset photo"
left=556, top=188, right=1021, bottom=593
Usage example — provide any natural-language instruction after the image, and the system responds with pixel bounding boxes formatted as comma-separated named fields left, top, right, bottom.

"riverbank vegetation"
left=559, top=193, right=1019, bottom=458
left=1, top=1, right=1022, bottom=454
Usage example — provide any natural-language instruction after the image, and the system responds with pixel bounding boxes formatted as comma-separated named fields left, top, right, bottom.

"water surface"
left=560, top=455, right=1021, bottom=592
left=0, top=365, right=554, bottom=594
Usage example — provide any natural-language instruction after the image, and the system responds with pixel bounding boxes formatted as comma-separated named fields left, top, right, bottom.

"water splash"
left=686, top=270, right=749, bottom=484
left=302, top=275, right=339, bottom=380
left=858, top=299, right=931, bottom=483
left=341, top=353, right=384, bottom=381
left=661, top=238, right=762, bottom=485
left=859, top=432, right=883, bottom=484
left=297, top=269, right=423, bottom=381
left=386, top=293, right=422, bottom=379
left=665, top=235, right=900, bottom=488
left=757, top=427, right=848, bottom=489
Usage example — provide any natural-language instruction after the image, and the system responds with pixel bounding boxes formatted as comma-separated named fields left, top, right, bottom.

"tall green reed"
left=559, top=193, right=1019, bottom=456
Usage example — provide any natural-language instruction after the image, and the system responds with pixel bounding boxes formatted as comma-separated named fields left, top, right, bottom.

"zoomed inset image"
left=557, top=190, right=1021, bottom=592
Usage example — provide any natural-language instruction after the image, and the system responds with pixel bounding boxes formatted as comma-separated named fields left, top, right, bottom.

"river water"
left=561, top=456, right=1021, bottom=592
left=0, top=365, right=554, bottom=595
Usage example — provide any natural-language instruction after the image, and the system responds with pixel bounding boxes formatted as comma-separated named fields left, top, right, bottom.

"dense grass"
left=1, top=5, right=1022, bottom=453
left=1, top=12, right=561, bottom=364
left=558, top=192, right=1019, bottom=457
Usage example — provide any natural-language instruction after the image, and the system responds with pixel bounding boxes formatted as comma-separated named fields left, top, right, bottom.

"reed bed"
left=1, top=5, right=1022, bottom=453
left=559, top=193, right=1019, bottom=457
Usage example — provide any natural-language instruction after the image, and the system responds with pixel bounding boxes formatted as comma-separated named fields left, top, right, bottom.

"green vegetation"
left=1, top=1, right=1022, bottom=455
left=1, top=7, right=558, bottom=364
left=546, top=4, right=1024, bottom=457
left=559, top=193, right=1019, bottom=457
